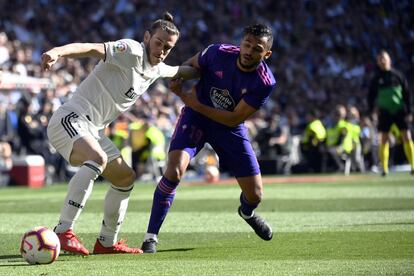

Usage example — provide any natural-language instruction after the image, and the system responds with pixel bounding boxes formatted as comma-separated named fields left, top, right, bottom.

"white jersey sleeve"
left=158, top=62, right=179, bottom=78
left=104, top=39, right=143, bottom=69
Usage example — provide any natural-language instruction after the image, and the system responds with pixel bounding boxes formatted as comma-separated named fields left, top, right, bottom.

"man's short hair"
left=243, top=23, right=274, bottom=50
left=150, top=11, right=179, bottom=37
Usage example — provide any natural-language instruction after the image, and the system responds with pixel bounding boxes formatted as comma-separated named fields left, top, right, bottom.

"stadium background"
left=0, top=0, right=413, bottom=185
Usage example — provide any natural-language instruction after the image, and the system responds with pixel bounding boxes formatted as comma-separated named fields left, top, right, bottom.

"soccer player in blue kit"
left=141, top=24, right=276, bottom=253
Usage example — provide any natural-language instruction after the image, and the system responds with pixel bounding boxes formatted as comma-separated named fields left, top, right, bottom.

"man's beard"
left=145, top=43, right=152, bottom=64
left=238, top=56, right=259, bottom=70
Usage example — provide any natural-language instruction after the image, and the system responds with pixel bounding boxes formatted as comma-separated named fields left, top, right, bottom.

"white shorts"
left=47, top=106, right=120, bottom=163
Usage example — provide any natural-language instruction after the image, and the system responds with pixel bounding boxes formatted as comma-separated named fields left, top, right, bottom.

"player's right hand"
left=41, top=50, right=59, bottom=71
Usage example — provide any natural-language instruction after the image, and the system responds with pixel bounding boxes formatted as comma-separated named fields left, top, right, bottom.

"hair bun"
left=163, top=11, right=174, bottom=23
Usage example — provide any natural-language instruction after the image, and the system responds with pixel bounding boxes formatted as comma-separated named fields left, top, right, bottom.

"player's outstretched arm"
left=182, top=52, right=201, bottom=69
left=41, top=43, right=105, bottom=71
left=171, top=52, right=201, bottom=81
left=175, top=65, right=200, bottom=81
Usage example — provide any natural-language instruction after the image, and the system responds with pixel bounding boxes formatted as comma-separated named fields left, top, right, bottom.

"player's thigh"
left=209, top=128, right=262, bottom=201
left=394, top=111, right=408, bottom=129
left=70, top=136, right=107, bottom=166
left=169, top=107, right=205, bottom=154
left=400, top=129, right=412, bottom=142
left=99, top=135, right=135, bottom=187
left=98, top=135, right=123, bottom=164
left=394, top=111, right=412, bottom=142
left=47, top=107, right=106, bottom=166
left=209, top=127, right=260, bottom=178
left=167, top=107, right=205, bottom=180
left=377, top=110, right=394, bottom=133
left=101, top=156, right=135, bottom=188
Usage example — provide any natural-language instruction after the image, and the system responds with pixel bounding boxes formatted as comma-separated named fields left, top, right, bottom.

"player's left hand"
left=169, top=78, right=183, bottom=96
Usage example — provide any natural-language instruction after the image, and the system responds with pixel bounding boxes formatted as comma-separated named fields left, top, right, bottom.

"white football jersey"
left=62, top=39, right=179, bottom=129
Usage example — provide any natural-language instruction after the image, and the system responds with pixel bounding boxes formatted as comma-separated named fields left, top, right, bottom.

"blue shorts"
left=169, top=107, right=260, bottom=177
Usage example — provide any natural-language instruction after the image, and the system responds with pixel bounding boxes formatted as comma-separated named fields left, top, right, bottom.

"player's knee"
left=253, top=191, right=263, bottom=203
left=257, top=189, right=263, bottom=202
left=125, top=169, right=137, bottom=185
left=164, top=165, right=185, bottom=182
left=248, top=187, right=263, bottom=203
left=113, top=169, right=136, bottom=188
left=90, top=152, right=108, bottom=169
left=73, top=149, right=108, bottom=169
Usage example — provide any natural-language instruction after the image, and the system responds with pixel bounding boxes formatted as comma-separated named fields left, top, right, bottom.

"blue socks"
left=146, top=181, right=259, bottom=235
left=147, top=176, right=179, bottom=235
left=239, top=193, right=259, bottom=217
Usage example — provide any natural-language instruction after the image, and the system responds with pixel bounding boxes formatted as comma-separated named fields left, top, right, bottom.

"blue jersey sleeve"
left=243, top=62, right=276, bottom=110
left=198, top=44, right=220, bottom=71
left=243, top=84, right=275, bottom=110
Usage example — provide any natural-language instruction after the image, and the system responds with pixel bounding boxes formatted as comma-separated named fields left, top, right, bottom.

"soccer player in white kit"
left=41, top=12, right=198, bottom=255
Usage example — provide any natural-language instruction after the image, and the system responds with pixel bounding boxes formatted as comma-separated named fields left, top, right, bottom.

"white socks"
left=98, top=183, right=134, bottom=247
left=55, top=160, right=103, bottom=233
left=240, top=210, right=255, bottom=220
left=144, top=233, right=158, bottom=243
left=54, top=159, right=134, bottom=248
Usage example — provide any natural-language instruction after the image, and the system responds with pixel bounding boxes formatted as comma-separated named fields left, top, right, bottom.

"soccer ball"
left=20, top=226, right=60, bottom=265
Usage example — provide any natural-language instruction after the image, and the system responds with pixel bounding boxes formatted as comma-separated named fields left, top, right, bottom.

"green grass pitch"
left=0, top=173, right=413, bottom=275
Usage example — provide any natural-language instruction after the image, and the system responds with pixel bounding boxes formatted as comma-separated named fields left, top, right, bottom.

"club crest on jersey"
left=210, top=87, right=235, bottom=111
left=113, top=41, right=127, bottom=53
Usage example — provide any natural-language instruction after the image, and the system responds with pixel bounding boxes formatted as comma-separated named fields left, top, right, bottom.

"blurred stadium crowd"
left=0, top=0, right=413, bottom=184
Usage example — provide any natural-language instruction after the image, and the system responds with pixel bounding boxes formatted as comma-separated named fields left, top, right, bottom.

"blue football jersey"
left=196, top=44, right=276, bottom=118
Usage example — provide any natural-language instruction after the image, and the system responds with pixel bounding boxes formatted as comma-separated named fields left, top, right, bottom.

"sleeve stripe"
left=218, top=44, right=240, bottom=53
left=257, top=64, right=272, bottom=86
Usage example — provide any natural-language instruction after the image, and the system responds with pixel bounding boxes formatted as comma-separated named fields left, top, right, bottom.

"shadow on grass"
left=0, top=263, right=29, bottom=267
left=0, top=254, right=28, bottom=266
left=0, top=254, right=22, bottom=260
left=0, top=252, right=83, bottom=266
left=158, top=248, right=195, bottom=253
